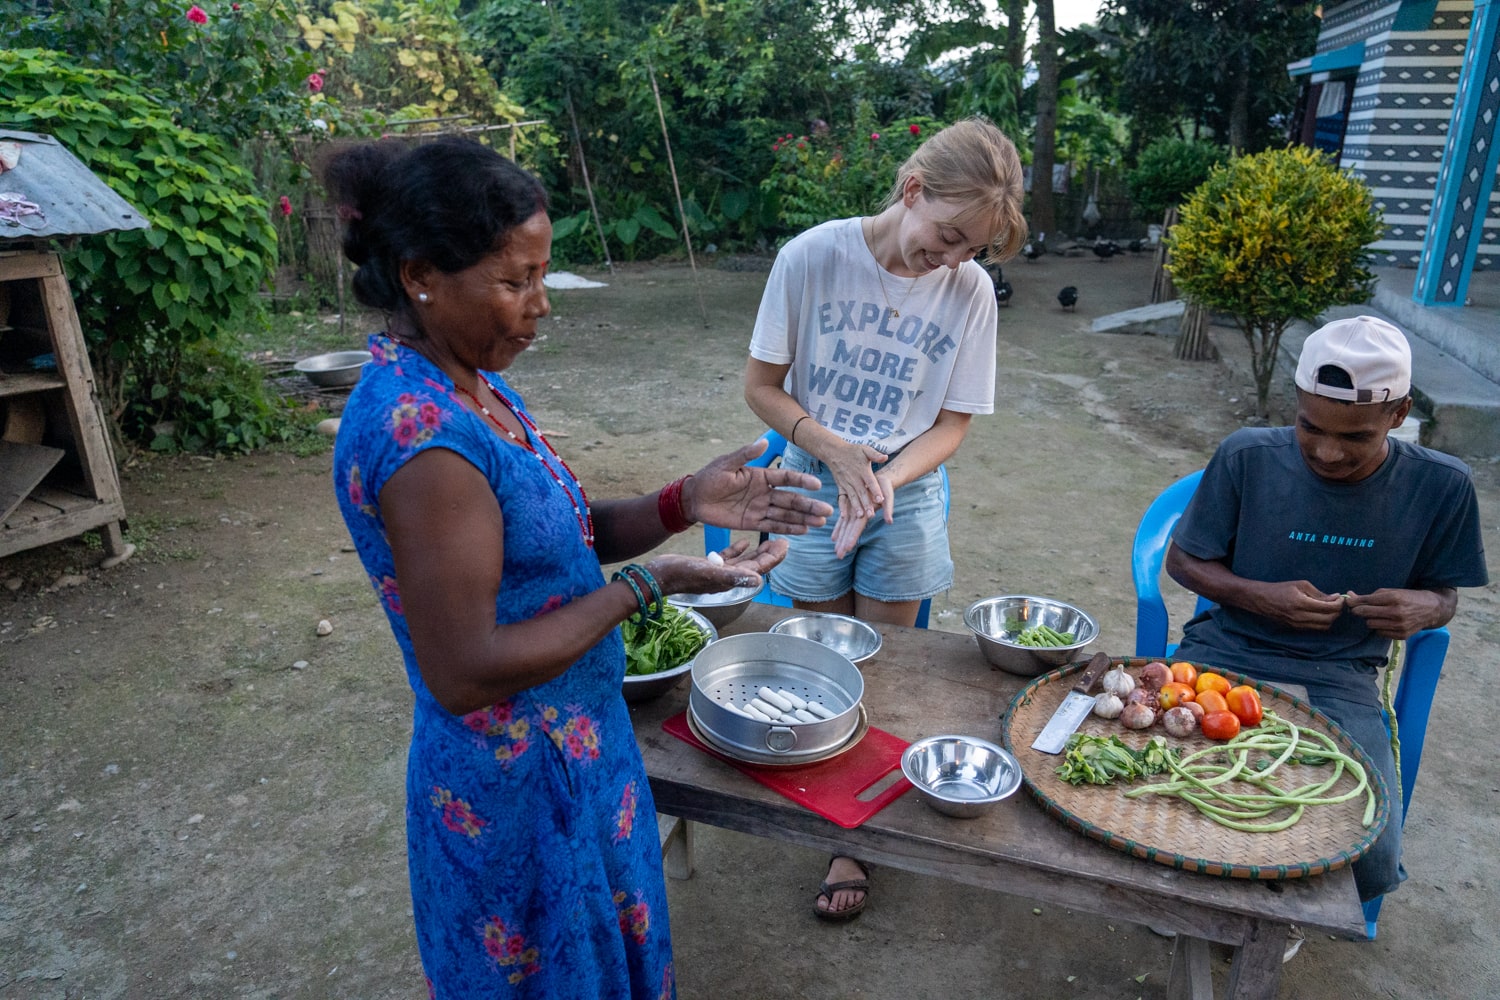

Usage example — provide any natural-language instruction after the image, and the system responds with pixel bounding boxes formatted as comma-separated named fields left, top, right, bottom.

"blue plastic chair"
left=1131, top=469, right=1451, bottom=939
left=703, top=429, right=947, bottom=629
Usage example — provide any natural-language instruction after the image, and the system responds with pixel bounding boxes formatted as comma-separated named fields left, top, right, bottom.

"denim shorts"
left=768, top=442, right=953, bottom=603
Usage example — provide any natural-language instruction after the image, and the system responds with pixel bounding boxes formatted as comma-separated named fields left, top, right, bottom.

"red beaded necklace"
left=455, top=380, right=595, bottom=548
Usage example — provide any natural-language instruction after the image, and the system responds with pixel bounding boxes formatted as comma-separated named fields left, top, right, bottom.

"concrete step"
left=1280, top=302, right=1500, bottom=460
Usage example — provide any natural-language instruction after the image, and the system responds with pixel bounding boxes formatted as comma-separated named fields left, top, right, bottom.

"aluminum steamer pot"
left=689, top=632, right=863, bottom=758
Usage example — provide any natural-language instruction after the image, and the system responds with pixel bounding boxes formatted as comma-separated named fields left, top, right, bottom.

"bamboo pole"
left=563, top=90, right=614, bottom=274
left=647, top=62, right=709, bottom=328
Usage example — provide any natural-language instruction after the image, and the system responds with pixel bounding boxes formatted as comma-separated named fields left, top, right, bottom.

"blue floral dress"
left=333, top=334, right=675, bottom=999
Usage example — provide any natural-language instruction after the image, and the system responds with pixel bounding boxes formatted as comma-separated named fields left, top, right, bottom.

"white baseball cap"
left=1294, top=315, right=1411, bottom=403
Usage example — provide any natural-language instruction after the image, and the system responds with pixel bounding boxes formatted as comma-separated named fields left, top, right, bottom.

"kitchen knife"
left=1030, top=652, right=1114, bottom=754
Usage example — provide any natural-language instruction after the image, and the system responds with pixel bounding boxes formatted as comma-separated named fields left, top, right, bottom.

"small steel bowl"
left=621, top=608, right=717, bottom=703
left=294, top=350, right=373, bottom=388
left=964, top=595, right=1099, bottom=677
left=769, top=612, right=881, bottom=664
left=901, top=734, right=1022, bottom=819
left=667, top=583, right=760, bottom=629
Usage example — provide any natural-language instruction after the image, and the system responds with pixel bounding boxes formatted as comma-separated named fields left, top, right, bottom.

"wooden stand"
left=0, top=249, right=132, bottom=566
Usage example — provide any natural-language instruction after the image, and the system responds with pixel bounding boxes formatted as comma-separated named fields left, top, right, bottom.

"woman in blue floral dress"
left=321, top=138, right=831, bottom=999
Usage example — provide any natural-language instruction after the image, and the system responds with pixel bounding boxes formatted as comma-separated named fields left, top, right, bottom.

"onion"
left=1138, top=661, right=1172, bottom=691
left=1120, top=702, right=1157, bottom=730
left=1163, top=706, right=1198, bottom=738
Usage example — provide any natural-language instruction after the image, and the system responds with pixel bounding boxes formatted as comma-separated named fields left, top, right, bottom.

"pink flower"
left=306, top=72, right=324, bottom=93
left=910, top=123, right=921, bottom=135
left=278, top=195, right=292, bottom=217
left=185, top=5, right=207, bottom=24
left=231, top=3, right=239, bottom=9
left=870, top=132, right=880, bottom=141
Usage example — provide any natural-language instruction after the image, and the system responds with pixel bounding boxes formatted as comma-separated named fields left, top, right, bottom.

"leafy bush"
left=1126, top=137, right=1229, bottom=220
left=759, top=105, right=936, bottom=239
left=5, top=0, right=318, bottom=143
left=1166, top=145, right=1382, bottom=416
left=0, top=48, right=285, bottom=453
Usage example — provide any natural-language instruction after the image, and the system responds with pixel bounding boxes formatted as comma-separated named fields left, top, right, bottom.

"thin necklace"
left=455, top=381, right=595, bottom=548
left=867, top=214, right=917, bottom=318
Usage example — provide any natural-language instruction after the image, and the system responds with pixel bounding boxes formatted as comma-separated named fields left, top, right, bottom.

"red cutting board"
left=663, top=711, right=913, bottom=829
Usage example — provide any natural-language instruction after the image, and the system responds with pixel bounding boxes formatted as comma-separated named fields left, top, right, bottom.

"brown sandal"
left=813, top=856, right=871, bottom=922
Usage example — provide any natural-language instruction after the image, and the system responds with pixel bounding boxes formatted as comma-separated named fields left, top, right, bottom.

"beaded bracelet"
left=623, top=563, right=664, bottom=620
left=611, top=569, right=650, bottom=624
left=658, top=475, right=695, bottom=533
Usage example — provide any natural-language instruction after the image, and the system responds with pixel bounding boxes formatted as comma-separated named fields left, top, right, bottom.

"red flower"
left=910, top=123, right=921, bottom=135
left=796, top=142, right=805, bottom=150
left=870, top=132, right=881, bottom=141
left=307, top=72, right=324, bottom=93
left=185, top=5, right=207, bottom=24
left=231, top=2, right=239, bottom=9
left=278, top=195, right=293, bottom=217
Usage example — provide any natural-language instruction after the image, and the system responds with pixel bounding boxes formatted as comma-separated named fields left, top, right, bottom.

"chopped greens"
left=622, top=604, right=710, bottom=677
left=1056, top=734, right=1179, bottom=786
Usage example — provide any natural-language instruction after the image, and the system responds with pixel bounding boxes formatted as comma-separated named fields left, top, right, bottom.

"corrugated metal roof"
left=0, top=129, right=149, bottom=241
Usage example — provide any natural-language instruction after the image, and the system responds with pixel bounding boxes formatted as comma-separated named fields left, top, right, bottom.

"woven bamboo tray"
left=1001, top=657, right=1391, bottom=879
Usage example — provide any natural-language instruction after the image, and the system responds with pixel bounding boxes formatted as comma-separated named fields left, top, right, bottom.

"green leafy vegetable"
left=622, top=605, right=709, bottom=677
left=1056, top=734, right=1179, bottom=786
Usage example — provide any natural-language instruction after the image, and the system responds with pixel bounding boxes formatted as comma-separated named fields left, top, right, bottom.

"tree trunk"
left=1228, top=0, right=1255, bottom=152
left=1003, top=0, right=1027, bottom=116
left=1030, top=0, right=1059, bottom=238
left=1173, top=300, right=1218, bottom=362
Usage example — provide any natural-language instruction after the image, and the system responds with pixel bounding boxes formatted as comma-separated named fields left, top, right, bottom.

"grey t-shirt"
left=1172, top=427, right=1487, bottom=705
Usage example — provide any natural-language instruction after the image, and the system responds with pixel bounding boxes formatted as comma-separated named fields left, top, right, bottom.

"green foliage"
left=5, top=0, right=319, bottom=143
left=134, top=343, right=319, bottom=454
left=1127, top=137, right=1230, bottom=220
left=1167, top=146, right=1382, bottom=416
left=0, top=49, right=287, bottom=452
left=759, top=106, right=934, bottom=239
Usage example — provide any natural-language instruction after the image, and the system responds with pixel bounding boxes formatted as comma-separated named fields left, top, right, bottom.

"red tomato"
left=1157, top=681, right=1196, bottom=710
left=1195, top=672, right=1232, bottom=696
left=1169, top=662, right=1199, bottom=687
left=1201, top=710, right=1241, bottom=741
left=1226, top=686, right=1263, bottom=727
left=1195, top=690, right=1229, bottom=716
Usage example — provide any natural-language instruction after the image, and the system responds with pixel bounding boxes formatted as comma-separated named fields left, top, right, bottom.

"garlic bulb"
left=1092, top=692, right=1124, bottom=719
left=1100, top=665, right=1136, bottom=698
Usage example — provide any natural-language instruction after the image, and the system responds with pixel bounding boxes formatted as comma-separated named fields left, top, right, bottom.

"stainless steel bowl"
left=667, top=583, right=760, bottom=629
left=901, top=734, right=1022, bottom=818
left=621, top=608, right=717, bottom=703
left=294, top=350, right=373, bottom=388
left=964, top=595, right=1099, bottom=677
left=769, top=612, right=881, bottom=663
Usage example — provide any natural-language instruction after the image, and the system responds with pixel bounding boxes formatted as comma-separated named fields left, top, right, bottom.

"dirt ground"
left=2, top=252, right=1497, bottom=999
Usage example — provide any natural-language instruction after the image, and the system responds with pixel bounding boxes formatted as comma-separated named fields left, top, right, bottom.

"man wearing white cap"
left=1164, top=316, right=1488, bottom=923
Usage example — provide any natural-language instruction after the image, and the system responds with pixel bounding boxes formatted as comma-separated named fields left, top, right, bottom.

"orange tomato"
left=1195, top=690, right=1229, bottom=715
left=1169, top=662, right=1198, bottom=686
left=1157, top=681, right=1196, bottom=710
left=1226, top=685, right=1263, bottom=727
left=1201, top=710, right=1241, bottom=741
left=1195, top=672, right=1232, bottom=696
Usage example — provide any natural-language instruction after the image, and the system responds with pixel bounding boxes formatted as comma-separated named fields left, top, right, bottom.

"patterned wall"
left=1318, top=0, right=1497, bottom=268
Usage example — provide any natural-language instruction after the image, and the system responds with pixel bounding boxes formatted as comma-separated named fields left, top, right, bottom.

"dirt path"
left=2, top=253, right=1496, bottom=998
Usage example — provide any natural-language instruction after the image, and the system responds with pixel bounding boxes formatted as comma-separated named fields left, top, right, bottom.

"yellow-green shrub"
left=1166, top=146, right=1382, bottom=416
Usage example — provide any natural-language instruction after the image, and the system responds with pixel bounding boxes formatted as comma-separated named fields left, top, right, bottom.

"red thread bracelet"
left=658, top=475, right=695, bottom=533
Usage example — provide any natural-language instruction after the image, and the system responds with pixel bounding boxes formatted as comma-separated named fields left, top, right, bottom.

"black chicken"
left=1057, top=285, right=1078, bottom=311
left=995, top=279, right=1013, bottom=306
left=1022, top=232, right=1046, bottom=262
left=1092, top=239, right=1118, bottom=261
left=1127, top=238, right=1146, bottom=254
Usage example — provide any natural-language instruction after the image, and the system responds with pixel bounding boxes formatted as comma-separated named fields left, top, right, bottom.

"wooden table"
left=630, top=605, right=1368, bottom=1000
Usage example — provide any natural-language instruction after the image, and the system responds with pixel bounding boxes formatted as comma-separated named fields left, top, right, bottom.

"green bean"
left=1123, top=710, right=1379, bottom=832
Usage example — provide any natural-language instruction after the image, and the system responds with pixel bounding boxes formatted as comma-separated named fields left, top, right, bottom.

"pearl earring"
left=418, top=293, right=429, bottom=303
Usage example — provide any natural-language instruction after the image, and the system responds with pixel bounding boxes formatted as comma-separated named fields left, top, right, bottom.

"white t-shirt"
left=748, top=217, right=997, bottom=456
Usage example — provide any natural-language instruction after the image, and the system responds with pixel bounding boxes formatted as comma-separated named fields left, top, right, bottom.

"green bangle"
left=612, top=569, right=649, bottom=624
left=624, top=563, right=664, bottom=620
